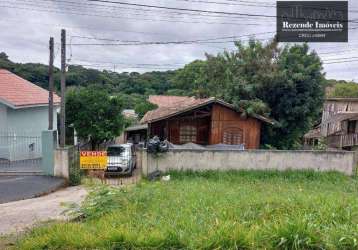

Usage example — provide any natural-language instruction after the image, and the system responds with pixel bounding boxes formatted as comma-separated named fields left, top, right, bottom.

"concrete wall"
left=54, top=148, right=69, bottom=179
left=140, top=149, right=358, bottom=176
left=41, top=130, right=57, bottom=175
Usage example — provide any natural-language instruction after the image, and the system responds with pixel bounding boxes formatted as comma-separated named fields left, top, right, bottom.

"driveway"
left=0, top=186, right=87, bottom=235
left=0, top=176, right=66, bottom=204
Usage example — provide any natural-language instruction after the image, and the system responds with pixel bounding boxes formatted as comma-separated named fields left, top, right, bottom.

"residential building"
left=320, top=98, right=358, bottom=150
left=0, top=69, right=60, bottom=160
left=139, top=95, right=273, bottom=149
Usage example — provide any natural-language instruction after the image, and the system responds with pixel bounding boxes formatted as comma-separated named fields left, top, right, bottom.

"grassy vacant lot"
left=14, top=171, right=358, bottom=250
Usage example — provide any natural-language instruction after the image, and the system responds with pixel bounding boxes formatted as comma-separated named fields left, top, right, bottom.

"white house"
left=0, top=69, right=60, bottom=160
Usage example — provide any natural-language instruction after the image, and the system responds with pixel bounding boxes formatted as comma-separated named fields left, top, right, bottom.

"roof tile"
left=141, top=95, right=274, bottom=124
left=0, top=69, right=60, bottom=108
left=141, top=96, right=213, bottom=123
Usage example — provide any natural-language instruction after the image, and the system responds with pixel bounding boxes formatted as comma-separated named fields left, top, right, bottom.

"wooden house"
left=321, top=98, right=358, bottom=149
left=140, top=96, right=273, bottom=149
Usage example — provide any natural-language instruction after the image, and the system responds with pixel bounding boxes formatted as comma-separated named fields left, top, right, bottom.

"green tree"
left=134, top=100, right=158, bottom=119
left=66, top=86, right=126, bottom=150
left=172, top=39, right=325, bottom=149
left=172, top=60, right=209, bottom=97
left=261, top=44, right=324, bottom=148
left=329, top=82, right=358, bottom=98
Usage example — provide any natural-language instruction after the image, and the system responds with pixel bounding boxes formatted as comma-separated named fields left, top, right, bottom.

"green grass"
left=13, top=170, right=358, bottom=249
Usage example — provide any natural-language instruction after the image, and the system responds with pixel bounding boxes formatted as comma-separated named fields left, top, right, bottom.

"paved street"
left=0, top=186, right=87, bottom=235
left=0, top=176, right=66, bottom=204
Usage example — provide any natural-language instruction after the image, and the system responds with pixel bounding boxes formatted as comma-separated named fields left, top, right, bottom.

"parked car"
left=105, top=144, right=136, bottom=176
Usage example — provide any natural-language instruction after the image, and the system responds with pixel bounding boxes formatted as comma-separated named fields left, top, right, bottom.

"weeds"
left=14, top=170, right=358, bottom=250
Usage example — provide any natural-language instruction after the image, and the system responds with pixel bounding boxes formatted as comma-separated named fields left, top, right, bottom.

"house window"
left=180, top=125, right=197, bottom=143
left=348, top=120, right=357, bottom=134
left=223, top=128, right=243, bottom=145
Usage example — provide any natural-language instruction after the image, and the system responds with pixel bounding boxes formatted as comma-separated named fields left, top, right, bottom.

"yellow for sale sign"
left=80, top=151, right=107, bottom=169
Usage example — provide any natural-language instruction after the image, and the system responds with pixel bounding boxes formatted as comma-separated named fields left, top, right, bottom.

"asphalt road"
left=0, top=176, right=66, bottom=204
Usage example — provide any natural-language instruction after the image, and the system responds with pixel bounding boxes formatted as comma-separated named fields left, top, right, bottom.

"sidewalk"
left=0, top=186, right=87, bottom=235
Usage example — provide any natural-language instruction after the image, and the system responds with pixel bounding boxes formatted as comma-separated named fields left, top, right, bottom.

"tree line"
left=1, top=39, right=354, bottom=149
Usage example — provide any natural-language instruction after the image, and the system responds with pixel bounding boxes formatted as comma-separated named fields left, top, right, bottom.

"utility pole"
left=48, top=37, right=54, bottom=130
left=60, top=29, right=66, bottom=147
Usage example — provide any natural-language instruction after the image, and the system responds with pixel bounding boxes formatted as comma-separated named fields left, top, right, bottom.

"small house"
left=140, top=95, right=273, bottom=149
left=0, top=69, right=60, bottom=160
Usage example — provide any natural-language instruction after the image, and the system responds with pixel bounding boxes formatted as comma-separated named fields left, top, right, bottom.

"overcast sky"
left=0, top=0, right=357, bottom=81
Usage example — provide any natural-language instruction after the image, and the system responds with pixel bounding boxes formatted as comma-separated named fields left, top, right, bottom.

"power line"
left=71, top=59, right=186, bottom=66
left=19, top=0, right=274, bottom=18
left=80, top=0, right=301, bottom=18
left=2, top=0, right=274, bottom=23
left=324, top=59, right=358, bottom=65
left=0, top=18, right=179, bottom=36
left=2, top=0, right=356, bottom=29
left=70, top=63, right=179, bottom=70
left=324, top=56, right=358, bottom=62
left=0, top=3, right=271, bottom=26
left=69, top=39, right=273, bottom=46
left=4, top=0, right=262, bottom=21
left=70, top=31, right=275, bottom=43
left=172, top=0, right=358, bottom=14
left=9, top=0, right=349, bottom=23
left=169, top=0, right=274, bottom=7
left=82, top=0, right=357, bottom=23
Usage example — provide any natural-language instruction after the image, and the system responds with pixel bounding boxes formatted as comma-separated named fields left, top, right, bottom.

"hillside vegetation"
left=326, top=80, right=358, bottom=98
left=0, top=39, right=327, bottom=149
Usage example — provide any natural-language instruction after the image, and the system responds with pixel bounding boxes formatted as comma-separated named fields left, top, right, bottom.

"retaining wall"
left=138, top=149, right=358, bottom=176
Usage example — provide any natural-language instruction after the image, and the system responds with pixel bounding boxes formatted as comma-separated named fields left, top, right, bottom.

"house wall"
left=0, top=103, right=8, bottom=159
left=321, top=100, right=358, bottom=136
left=0, top=106, right=58, bottom=161
left=149, top=104, right=262, bottom=148
left=150, top=115, right=211, bottom=145
left=167, top=117, right=210, bottom=145
left=210, top=104, right=261, bottom=149
left=0, top=103, right=7, bottom=131
left=139, top=149, right=357, bottom=176
left=6, top=106, right=58, bottom=135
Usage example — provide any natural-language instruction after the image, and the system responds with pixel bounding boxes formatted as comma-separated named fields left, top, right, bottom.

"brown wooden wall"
left=167, top=117, right=210, bottom=145
left=149, top=103, right=262, bottom=149
left=209, top=104, right=261, bottom=149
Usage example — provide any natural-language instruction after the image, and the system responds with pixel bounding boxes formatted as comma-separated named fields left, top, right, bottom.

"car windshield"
left=107, top=146, right=127, bottom=156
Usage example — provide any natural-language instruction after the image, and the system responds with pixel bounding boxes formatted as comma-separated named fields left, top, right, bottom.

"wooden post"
left=48, top=37, right=54, bottom=130
left=60, top=29, right=66, bottom=148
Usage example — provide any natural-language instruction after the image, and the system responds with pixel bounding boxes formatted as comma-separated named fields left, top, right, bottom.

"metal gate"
left=0, top=131, right=42, bottom=173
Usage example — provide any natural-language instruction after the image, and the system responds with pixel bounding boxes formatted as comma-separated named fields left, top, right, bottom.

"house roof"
left=125, top=124, right=148, bottom=132
left=0, top=69, right=61, bottom=109
left=326, top=98, right=358, bottom=102
left=304, top=127, right=322, bottom=139
left=141, top=95, right=274, bottom=124
left=148, top=95, right=196, bottom=108
left=322, top=112, right=358, bottom=124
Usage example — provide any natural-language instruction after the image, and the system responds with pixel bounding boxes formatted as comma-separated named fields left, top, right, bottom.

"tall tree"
left=172, top=60, right=209, bottom=97
left=173, top=39, right=325, bottom=149
left=134, top=100, right=158, bottom=119
left=261, top=44, right=324, bottom=148
left=66, top=86, right=126, bottom=150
